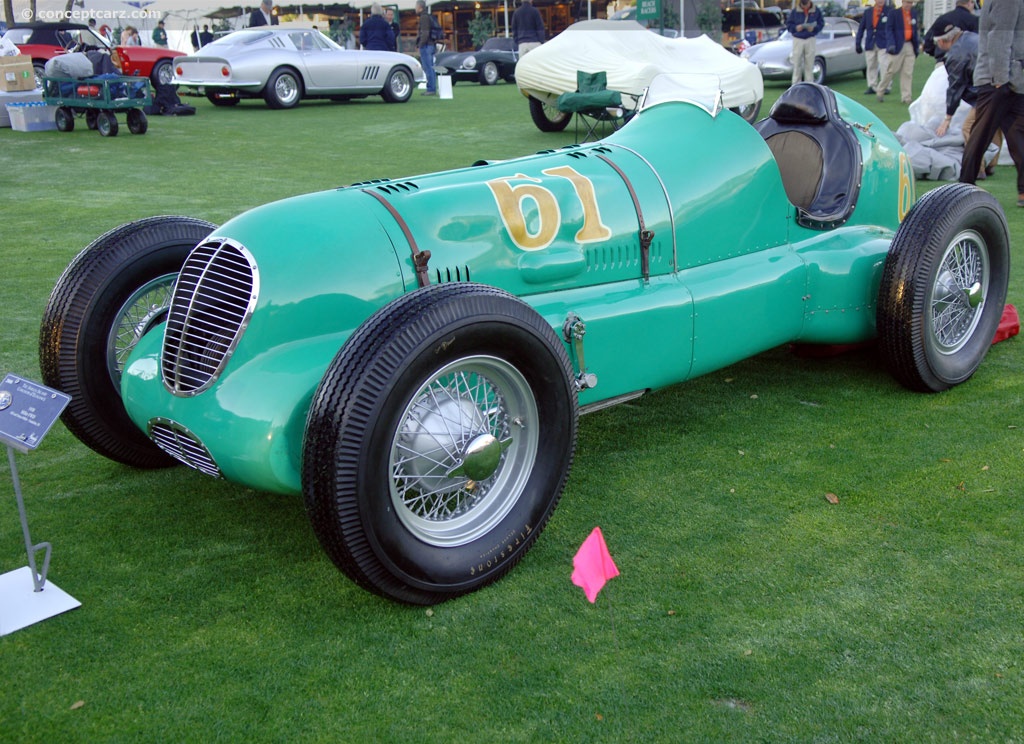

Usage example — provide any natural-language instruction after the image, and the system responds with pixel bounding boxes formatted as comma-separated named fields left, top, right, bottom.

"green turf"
left=1, top=56, right=1023, bottom=742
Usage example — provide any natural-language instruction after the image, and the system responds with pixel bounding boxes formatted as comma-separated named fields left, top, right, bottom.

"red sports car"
left=3, top=21, right=183, bottom=86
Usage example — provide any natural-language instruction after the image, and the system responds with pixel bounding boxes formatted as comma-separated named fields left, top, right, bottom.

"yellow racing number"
left=897, top=151, right=915, bottom=222
left=486, top=166, right=612, bottom=251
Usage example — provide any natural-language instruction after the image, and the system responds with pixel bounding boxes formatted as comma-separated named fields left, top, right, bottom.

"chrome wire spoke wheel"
left=390, top=69, right=411, bottom=99
left=929, top=229, right=988, bottom=354
left=105, top=272, right=177, bottom=387
left=389, top=355, right=538, bottom=547
left=273, top=72, right=300, bottom=106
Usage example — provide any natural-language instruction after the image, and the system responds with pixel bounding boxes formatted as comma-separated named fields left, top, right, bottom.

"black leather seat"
left=754, top=83, right=862, bottom=229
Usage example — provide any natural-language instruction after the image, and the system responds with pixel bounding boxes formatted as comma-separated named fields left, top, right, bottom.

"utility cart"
left=42, top=75, right=151, bottom=136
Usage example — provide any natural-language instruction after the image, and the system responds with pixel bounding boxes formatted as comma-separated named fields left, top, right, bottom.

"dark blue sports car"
left=434, top=36, right=517, bottom=85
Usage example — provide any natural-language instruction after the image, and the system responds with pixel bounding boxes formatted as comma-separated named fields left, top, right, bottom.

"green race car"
left=40, top=79, right=1010, bottom=604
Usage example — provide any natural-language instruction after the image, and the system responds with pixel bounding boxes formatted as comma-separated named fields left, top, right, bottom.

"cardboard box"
left=6, top=102, right=57, bottom=132
left=0, top=55, right=36, bottom=93
left=0, top=88, right=43, bottom=127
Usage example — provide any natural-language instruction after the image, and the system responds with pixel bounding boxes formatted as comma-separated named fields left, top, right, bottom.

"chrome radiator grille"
left=149, top=419, right=221, bottom=478
left=161, top=239, right=258, bottom=396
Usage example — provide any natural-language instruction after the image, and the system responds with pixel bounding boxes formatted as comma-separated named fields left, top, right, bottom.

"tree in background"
left=467, top=11, right=495, bottom=49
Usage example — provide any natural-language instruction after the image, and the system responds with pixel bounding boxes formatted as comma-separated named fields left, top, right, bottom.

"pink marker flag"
left=571, top=527, right=620, bottom=603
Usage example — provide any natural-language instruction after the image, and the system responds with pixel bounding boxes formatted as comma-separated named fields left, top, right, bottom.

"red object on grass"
left=993, top=304, right=1019, bottom=344
left=571, top=527, right=619, bottom=603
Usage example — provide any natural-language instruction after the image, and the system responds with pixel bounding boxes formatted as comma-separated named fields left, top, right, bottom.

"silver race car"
left=172, top=28, right=426, bottom=109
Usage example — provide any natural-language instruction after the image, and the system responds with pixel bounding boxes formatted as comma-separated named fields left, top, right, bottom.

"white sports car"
left=516, top=19, right=765, bottom=127
left=172, top=28, right=426, bottom=109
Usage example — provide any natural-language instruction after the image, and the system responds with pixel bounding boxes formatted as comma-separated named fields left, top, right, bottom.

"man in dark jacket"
left=856, top=0, right=892, bottom=94
left=786, top=0, right=824, bottom=85
left=923, top=0, right=978, bottom=62
left=359, top=3, right=395, bottom=51
left=960, top=0, right=1024, bottom=205
left=877, top=0, right=920, bottom=104
left=248, top=0, right=278, bottom=27
left=512, top=0, right=545, bottom=56
left=415, top=0, right=437, bottom=96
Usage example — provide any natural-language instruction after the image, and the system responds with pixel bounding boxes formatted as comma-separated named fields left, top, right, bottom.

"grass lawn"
left=1, top=56, right=1023, bottom=742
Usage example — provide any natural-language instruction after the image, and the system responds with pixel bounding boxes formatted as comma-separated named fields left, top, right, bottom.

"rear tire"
left=877, top=183, right=1010, bottom=392
left=40, top=216, right=217, bottom=467
left=264, top=68, right=302, bottom=109
left=150, top=59, right=172, bottom=87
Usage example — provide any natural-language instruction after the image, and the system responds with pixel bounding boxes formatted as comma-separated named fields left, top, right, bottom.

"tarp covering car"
left=515, top=19, right=763, bottom=110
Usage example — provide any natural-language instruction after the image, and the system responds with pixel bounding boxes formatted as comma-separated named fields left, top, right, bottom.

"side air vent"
left=161, top=239, right=259, bottom=396
left=149, top=418, right=221, bottom=477
left=434, top=265, right=472, bottom=283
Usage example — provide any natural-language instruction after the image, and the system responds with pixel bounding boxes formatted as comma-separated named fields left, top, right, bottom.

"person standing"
left=511, top=0, right=545, bottom=57
left=385, top=8, right=400, bottom=52
left=877, top=0, right=921, bottom=104
left=249, top=0, right=278, bottom=28
left=786, top=0, right=824, bottom=85
left=415, top=0, right=437, bottom=96
left=923, top=0, right=978, bottom=63
left=200, top=25, right=214, bottom=47
left=856, top=0, right=891, bottom=95
left=360, top=3, right=395, bottom=51
left=960, top=0, right=1024, bottom=206
left=152, top=20, right=168, bottom=48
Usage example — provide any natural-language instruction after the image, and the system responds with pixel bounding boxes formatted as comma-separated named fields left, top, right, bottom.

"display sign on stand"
left=0, top=373, right=80, bottom=636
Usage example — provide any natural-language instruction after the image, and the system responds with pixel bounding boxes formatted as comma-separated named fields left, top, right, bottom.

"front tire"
left=127, top=108, right=148, bottom=134
left=55, top=106, right=75, bottom=132
left=812, top=57, right=826, bottom=85
left=40, top=216, right=217, bottom=467
left=303, top=283, right=578, bottom=605
left=479, top=60, right=499, bottom=85
left=264, top=68, right=302, bottom=109
left=877, top=183, right=1010, bottom=392
left=529, top=95, right=571, bottom=132
left=380, top=66, right=413, bottom=103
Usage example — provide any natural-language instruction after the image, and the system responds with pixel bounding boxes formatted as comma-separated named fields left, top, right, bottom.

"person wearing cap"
left=152, top=20, right=168, bottom=48
left=856, top=0, right=891, bottom=95
left=960, top=0, right=1024, bottom=206
left=786, top=0, right=824, bottom=85
left=876, top=0, right=921, bottom=104
left=935, top=26, right=978, bottom=137
left=923, top=0, right=978, bottom=63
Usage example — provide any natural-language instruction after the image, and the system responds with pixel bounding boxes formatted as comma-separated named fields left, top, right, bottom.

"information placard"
left=0, top=374, right=70, bottom=452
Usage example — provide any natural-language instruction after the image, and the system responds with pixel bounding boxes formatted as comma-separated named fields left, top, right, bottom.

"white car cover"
left=515, top=19, right=764, bottom=110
